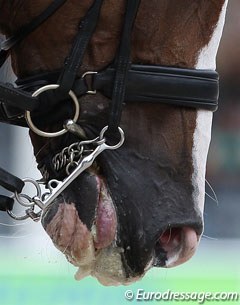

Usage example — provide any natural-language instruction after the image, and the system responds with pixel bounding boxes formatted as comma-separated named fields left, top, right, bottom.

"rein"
left=0, top=0, right=219, bottom=221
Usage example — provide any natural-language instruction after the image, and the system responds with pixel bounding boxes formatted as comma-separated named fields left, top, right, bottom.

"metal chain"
left=41, top=137, right=102, bottom=180
left=52, top=141, right=85, bottom=173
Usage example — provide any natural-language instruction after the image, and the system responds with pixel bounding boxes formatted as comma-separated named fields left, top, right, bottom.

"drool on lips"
left=43, top=178, right=117, bottom=274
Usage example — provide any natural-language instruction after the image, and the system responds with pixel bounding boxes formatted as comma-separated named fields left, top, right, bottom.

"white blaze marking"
left=156, top=1, right=229, bottom=269
left=192, top=1, right=228, bottom=214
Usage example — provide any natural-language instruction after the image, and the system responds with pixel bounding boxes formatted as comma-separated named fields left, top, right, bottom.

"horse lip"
left=92, top=177, right=117, bottom=249
left=41, top=170, right=118, bottom=268
left=41, top=166, right=203, bottom=283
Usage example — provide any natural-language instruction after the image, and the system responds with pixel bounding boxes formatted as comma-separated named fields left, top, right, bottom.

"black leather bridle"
left=0, top=0, right=219, bottom=214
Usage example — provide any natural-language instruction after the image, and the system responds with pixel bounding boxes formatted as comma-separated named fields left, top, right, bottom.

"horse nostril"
left=159, top=227, right=182, bottom=251
left=154, top=226, right=200, bottom=268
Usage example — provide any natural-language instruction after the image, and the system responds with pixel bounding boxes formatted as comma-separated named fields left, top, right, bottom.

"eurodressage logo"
left=124, top=289, right=240, bottom=303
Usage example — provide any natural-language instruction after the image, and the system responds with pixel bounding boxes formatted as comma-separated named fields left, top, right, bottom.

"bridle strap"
left=57, top=0, right=104, bottom=94
left=0, top=0, right=221, bottom=217
left=0, top=168, right=24, bottom=193
left=0, top=0, right=104, bottom=114
left=0, top=0, right=68, bottom=208
left=0, top=0, right=219, bottom=126
left=0, top=0, right=67, bottom=66
left=0, top=83, right=38, bottom=111
left=0, top=0, right=68, bottom=112
left=0, top=195, right=14, bottom=212
left=0, top=168, right=24, bottom=211
left=108, top=0, right=141, bottom=135
left=0, top=50, right=8, bottom=68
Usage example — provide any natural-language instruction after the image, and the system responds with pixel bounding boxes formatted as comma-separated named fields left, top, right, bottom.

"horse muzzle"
left=41, top=164, right=203, bottom=286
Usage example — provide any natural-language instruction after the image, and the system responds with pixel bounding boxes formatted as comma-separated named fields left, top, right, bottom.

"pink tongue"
left=93, top=179, right=117, bottom=249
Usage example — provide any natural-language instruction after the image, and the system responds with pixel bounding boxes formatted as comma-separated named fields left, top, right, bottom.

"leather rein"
left=0, top=0, right=219, bottom=221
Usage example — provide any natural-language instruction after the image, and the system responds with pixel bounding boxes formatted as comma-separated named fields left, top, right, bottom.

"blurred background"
left=0, top=1, right=239, bottom=305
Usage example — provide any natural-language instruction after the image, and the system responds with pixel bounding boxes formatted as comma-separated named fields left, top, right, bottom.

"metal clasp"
left=82, top=71, right=98, bottom=95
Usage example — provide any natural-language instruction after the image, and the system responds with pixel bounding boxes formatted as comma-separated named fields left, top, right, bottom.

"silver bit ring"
left=26, top=84, right=80, bottom=138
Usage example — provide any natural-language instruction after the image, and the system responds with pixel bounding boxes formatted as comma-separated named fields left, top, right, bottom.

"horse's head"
left=0, top=0, right=228, bottom=285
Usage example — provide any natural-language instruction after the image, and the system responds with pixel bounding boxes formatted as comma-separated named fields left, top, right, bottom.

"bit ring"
left=26, top=84, right=80, bottom=138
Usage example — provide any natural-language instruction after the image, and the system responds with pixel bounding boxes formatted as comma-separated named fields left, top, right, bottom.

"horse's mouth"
left=40, top=157, right=202, bottom=286
left=41, top=170, right=138, bottom=286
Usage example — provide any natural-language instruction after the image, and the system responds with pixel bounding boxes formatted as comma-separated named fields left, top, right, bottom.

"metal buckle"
left=82, top=71, right=97, bottom=95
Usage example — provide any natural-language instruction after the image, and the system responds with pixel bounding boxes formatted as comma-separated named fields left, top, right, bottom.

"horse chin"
left=41, top=171, right=138, bottom=286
